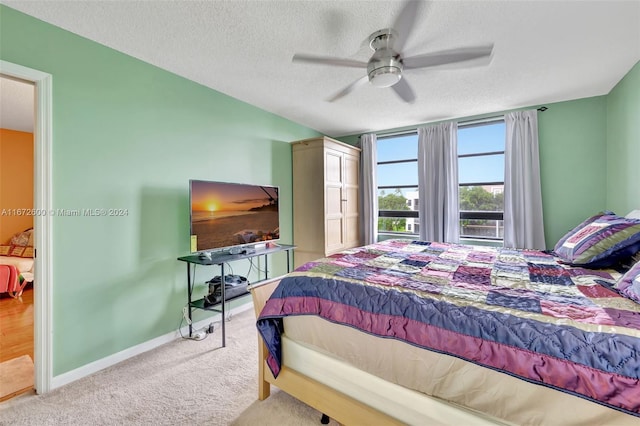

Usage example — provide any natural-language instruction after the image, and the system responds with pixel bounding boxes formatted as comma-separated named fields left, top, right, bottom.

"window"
left=375, top=120, right=505, bottom=241
left=458, top=120, right=505, bottom=240
left=376, top=134, right=418, bottom=236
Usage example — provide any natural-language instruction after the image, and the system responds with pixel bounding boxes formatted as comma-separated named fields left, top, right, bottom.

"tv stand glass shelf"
left=177, top=244, right=295, bottom=347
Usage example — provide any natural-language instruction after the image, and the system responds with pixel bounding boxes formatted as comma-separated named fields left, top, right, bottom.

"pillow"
left=615, top=261, right=640, bottom=304
left=618, top=250, right=640, bottom=269
left=626, top=210, right=640, bottom=219
left=10, top=228, right=33, bottom=247
left=9, top=246, right=25, bottom=257
left=553, top=211, right=640, bottom=268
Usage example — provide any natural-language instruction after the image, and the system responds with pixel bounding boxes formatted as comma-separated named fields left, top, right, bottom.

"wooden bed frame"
left=250, top=278, right=402, bottom=425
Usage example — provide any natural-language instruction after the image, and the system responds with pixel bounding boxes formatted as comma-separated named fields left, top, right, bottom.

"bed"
left=0, top=257, right=33, bottom=297
left=252, top=212, right=640, bottom=425
left=0, top=228, right=35, bottom=297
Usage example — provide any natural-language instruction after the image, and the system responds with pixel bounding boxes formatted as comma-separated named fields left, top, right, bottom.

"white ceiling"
left=0, top=76, right=34, bottom=133
left=1, top=0, right=639, bottom=137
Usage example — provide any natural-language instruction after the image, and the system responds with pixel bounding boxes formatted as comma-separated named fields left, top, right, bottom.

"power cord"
left=177, top=261, right=241, bottom=341
left=178, top=305, right=214, bottom=341
left=224, top=262, right=234, bottom=277
left=248, top=257, right=269, bottom=277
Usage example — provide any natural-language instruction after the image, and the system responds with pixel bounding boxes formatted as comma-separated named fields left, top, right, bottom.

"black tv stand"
left=177, top=244, right=295, bottom=347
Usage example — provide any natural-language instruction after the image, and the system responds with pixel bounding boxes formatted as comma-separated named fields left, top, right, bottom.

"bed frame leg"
left=252, top=281, right=282, bottom=401
left=257, top=338, right=271, bottom=400
left=258, top=373, right=270, bottom=400
left=258, top=382, right=270, bottom=399
left=320, top=414, right=330, bottom=424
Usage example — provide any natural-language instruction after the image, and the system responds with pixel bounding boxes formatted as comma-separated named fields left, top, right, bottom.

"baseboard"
left=51, top=301, right=254, bottom=390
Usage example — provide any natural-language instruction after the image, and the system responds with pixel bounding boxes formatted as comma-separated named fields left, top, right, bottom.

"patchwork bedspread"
left=257, top=240, right=640, bottom=416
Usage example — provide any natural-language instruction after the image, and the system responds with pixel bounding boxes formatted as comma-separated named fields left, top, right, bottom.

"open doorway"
left=0, top=75, right=35, bottom=401
left=0, top=60, right=53, bottom=396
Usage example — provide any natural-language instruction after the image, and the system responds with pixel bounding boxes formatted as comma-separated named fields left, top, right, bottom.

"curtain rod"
left=366, top=106, right=548, bottom=139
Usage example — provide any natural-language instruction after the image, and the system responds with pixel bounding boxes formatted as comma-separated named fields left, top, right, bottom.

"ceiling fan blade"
left=391, top=0, right=422, bottom=52
left=391, top=78, right=416, bottom=103
left=292, top=53, right=367, bottom=68
left=402, top=45, right=494, bottom=70
left=327, top=76, right=369, bottom=102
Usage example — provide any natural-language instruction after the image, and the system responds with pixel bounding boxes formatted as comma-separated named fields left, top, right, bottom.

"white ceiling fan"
left=292, top=0, right=494, bottom=103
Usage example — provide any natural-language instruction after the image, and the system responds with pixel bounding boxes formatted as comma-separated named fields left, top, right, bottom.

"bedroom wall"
left=0, top=5, right=321, bottom=376
left=0, top=128, right=34, bottom=244
left=605, top=60, right=640, bottom=215
left=536, top=96, right=607, bottom=246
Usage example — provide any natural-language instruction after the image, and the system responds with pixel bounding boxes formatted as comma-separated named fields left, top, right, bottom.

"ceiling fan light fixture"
left=291, top=2, right=494, bottom=103
left=367, top=51, right=403, bottom=88
left=368, top=67, right=402, bottom=88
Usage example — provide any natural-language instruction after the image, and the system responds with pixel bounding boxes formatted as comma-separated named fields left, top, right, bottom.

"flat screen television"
left=189, top=180, right=280, bottom=254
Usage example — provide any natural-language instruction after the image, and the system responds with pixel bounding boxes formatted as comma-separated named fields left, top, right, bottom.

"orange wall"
left=0, top=129, right=34, bottom=244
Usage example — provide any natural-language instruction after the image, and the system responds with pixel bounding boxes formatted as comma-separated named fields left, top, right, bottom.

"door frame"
left=1, top=60, right=53, bottom=393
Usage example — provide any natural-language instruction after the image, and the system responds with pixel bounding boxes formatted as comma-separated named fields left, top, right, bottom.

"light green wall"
left=1, top=5, right=320, bottom=375
left=606, top=61, right=640, bottom=214
left=537, top=96, right=607, bottom=246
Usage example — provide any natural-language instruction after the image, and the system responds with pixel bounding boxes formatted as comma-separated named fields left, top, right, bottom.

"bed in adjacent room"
left=252, top=211, right=640, bottom=425
left=0, top=228, right=35, bottom=297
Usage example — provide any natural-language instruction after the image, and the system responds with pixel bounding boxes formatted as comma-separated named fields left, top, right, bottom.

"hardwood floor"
left=0, top=288, right=34, bottom=402
left=0, top=288, right=34, bottom=401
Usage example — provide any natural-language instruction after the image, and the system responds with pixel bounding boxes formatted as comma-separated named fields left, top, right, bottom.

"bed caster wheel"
left=320, top=413, right=330, bottom=424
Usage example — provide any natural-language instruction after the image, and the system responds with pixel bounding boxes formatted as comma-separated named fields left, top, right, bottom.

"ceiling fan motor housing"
left=367, top=52, right=403, bottom=87
left=367, top=29, right=403, bottom=87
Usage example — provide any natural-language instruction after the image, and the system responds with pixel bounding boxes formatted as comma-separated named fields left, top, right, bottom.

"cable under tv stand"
left=177, top=243, right=295, bottom=347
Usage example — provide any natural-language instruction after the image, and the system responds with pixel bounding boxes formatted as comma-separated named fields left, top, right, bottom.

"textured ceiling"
left=1, top=0, right=639, bottom=137
left=0, top=76, right=34, bottom=133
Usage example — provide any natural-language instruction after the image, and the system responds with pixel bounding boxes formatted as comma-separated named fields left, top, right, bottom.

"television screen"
left=189, top=180, right=280, bottom=253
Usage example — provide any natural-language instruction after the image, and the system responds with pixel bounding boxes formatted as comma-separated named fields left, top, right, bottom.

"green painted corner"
left=537, top=96, right=608, bottom=247
left=606, top=60, right=640, bottom=215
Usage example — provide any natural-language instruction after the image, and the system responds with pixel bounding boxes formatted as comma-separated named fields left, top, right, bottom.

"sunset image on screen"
left=190, top=180, right=279, bottom=251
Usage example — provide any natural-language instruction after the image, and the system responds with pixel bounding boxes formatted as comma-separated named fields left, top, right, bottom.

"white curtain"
left=503, top=110, right=546, bottom=249
left=360, top=133, right=378, bottom=245
left=418, top=122, right=459, bottom=243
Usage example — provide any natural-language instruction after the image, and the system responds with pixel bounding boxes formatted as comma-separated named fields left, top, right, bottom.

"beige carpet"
left=0, top=355, right=34, bottom=402
left=0, top=309, right=338, bottom=425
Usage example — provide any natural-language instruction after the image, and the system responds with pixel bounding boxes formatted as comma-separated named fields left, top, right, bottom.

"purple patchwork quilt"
left=257, top=240, right=640, bottom=416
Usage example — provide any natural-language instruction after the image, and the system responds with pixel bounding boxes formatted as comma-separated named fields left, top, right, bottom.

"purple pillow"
left=553, top=211, right=640, bottom=268
left=615, top=261, right=640, bottom=304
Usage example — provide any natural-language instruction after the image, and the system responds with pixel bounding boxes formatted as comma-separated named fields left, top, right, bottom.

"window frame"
left=375, top=119, right=506, bottom=241
left=457, top=119, right=505, bottom=241
left=376, top=134, right=419, bottom=236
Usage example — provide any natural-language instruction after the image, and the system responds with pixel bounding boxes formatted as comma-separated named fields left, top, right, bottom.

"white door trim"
left=1, top=60, right=53, bottom=393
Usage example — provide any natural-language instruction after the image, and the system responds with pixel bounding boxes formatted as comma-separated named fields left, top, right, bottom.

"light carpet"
left=0, top=309, right=338, bottom=425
